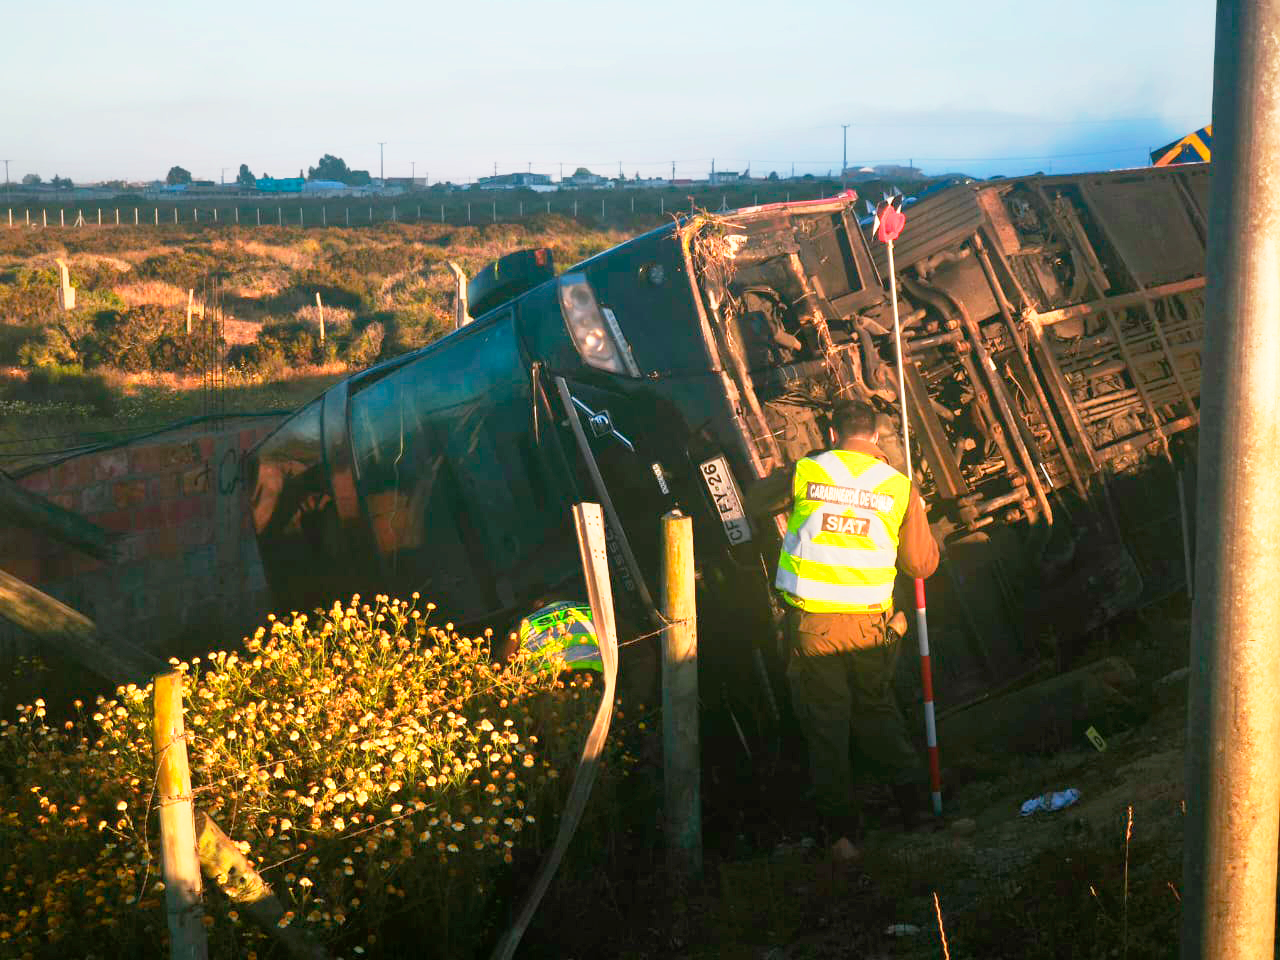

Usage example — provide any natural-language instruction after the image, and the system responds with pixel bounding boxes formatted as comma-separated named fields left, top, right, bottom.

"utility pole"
left=671, top=161, right=676, bottom=180
left=1183, top=2, right=1280, bottom=958
left=841, top=123, right=850, bottom=187
left=1, top=160, right=9, bottom=201
left=220, top=167, right=228, bottom=185
left=378, top=142, right=385, bottom=184
left=411, top=160, right=415, bottom=184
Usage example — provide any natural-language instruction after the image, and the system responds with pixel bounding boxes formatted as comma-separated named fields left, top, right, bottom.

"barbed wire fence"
left=1, top=182, right=867, bottom=234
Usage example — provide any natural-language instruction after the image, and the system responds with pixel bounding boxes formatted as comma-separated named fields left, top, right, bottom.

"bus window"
left=349, top=312, right=577, bottom=622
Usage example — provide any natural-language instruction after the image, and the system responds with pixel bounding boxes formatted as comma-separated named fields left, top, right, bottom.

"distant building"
left=845, top=164, right=926, bottom=182
left=559, top=171, right=611, bottom=190
left=302, top=180, right=351, bottom=196
left=621, top=178, right=670, bottom=190
left=256, top=177, right=305, bottom=193
left=709, top=170, right=741, bottom=185
left=477, top=172, right=554, bottom=190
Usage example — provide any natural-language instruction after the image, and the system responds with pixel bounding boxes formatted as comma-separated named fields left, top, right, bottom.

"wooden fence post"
left=194, top=813, right=327, bottom=960
left=660, top=509, right=702, bottom=883
left=153, top=671, right=209, bottom=960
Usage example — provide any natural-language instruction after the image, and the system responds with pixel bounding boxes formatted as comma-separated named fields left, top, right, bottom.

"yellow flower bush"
left=0, top=594, right=614, bottom=959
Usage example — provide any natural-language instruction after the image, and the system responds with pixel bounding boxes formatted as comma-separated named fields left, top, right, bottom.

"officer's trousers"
left=785, top=608, right=922, bottom=830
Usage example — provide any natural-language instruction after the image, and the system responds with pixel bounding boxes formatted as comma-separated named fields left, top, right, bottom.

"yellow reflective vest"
left=774, top=449, right=911, bottom=613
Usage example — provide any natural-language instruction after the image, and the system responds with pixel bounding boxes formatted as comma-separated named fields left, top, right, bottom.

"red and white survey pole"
left=873, top=194, right=943, bottom=816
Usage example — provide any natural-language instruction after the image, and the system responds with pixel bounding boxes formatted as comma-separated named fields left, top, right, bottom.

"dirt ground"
left=568, top=596, right=1194, bottom=960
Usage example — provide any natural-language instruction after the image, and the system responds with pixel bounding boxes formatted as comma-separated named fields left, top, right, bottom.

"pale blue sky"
left=3, top=0, right=1215, bottom=184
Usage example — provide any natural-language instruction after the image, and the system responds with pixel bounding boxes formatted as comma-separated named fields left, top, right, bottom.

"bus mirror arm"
left=555, top=375, right=662, bottom=627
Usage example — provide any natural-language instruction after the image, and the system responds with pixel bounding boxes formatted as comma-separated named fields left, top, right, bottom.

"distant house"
left=256, top=177, right=305, bottom=194
left=709, top=170, right=741, bottom=185
left=621, top=178, right=670, bottom=190
left=859, top=164, right=925, bottom=182
left=302, top=179, right=351, bottom=196
left=477, top=172, right=554, bottom=190
left=559, top=171, right=611, bottom=190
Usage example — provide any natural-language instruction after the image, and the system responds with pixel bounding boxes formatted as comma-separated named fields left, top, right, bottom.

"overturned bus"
left=248, top=162, right=1207, bottom=743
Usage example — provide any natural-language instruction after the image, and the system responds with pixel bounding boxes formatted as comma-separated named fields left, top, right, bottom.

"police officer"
left=746, top=401, right=939, bottom=861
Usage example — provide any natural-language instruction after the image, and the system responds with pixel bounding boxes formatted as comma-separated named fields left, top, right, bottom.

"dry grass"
left=112, top=280, right=188, bottom=307
left=294, top=303, right=354, bottom=333
left=0, top=219, right=631, bottom=459
left=67, top=253, right=133, bottom=274
left=236, top=238, right=317, bottom=271
left=221, top=317, right=262, bottom=345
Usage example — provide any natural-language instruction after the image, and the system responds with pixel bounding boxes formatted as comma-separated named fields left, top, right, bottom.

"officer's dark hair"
left=831, top=402, right=879, bottom=442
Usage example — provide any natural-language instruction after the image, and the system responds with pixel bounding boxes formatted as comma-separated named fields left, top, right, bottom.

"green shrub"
left=345, top=320, right=385, bottom=369
left=0, top=266, right=58, bottom=326
left=257, top=321, right=324, bottom=367
left=15, top=313, right=95, bottom=369
left=2, top=365, right=115, bottom=417
left=0, top=596, right=613, bottom=959
left=89, top=308, right=167, bottom=373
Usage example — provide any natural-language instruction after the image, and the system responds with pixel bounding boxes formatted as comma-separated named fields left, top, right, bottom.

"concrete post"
left=1182, top=2, right=1280, bottom=957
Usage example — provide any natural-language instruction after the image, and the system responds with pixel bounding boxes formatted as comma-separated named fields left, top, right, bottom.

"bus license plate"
left=700, top=456, right=753, bottom=544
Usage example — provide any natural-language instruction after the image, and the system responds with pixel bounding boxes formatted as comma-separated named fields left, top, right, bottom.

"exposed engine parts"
left=682, top=166, right=1206, bottom=557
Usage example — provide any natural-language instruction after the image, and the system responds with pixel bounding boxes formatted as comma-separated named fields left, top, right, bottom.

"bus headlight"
left=558, top=273, right=641, bottom=378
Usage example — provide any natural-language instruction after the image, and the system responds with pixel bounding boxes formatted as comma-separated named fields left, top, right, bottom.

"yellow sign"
left=1085, top=726, right=1108, bottom=753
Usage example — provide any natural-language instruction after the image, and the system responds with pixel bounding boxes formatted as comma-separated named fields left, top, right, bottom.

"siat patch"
left=871, top=193, right=907, bottom=244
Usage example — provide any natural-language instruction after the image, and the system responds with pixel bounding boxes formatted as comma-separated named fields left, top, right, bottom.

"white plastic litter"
left=885, top=924, right=921, bottom=936
left=1020, top=788, right=1081, bottom=816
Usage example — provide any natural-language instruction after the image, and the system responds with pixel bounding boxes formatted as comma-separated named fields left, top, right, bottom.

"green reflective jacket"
left=517, top=601, right=603, bottom=673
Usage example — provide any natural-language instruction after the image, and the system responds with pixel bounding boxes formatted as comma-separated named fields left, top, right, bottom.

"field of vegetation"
left=0, top=218, right=630, bottom=466
left=0, top=596, right=650, bottom=959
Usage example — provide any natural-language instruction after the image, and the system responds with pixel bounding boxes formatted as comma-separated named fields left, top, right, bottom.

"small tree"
left=50, top=175, right=73, bottom=190
left=21, top=173, right=40, bottom=185
left=236, top=163, right=256, bottom=188
left=166, top=165, right=192, bottom=185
